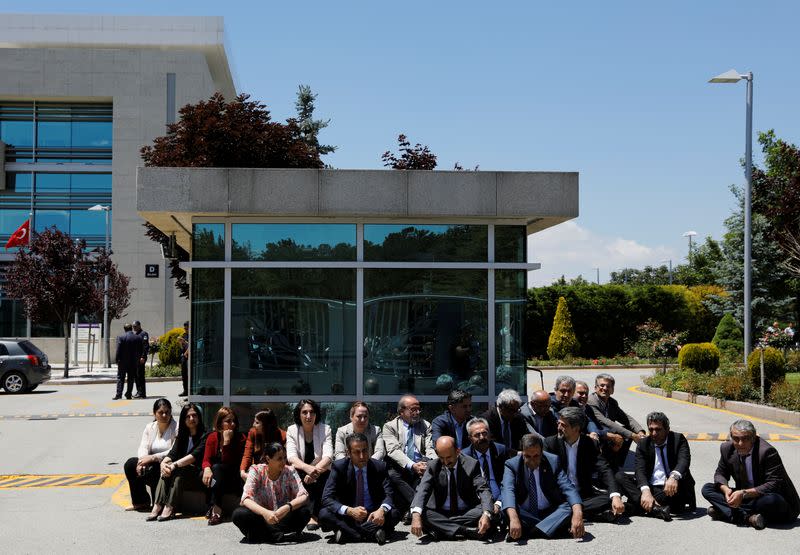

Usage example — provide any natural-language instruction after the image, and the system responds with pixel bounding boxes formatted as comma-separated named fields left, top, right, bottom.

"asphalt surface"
left=1, top=368, right=798, bottom=554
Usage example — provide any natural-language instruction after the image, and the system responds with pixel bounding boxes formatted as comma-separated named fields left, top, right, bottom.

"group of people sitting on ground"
left=123, top=373, right=800, bottom=544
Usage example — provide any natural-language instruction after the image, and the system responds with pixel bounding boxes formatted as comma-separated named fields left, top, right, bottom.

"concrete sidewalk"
left=47, top=364, right=179, bottom=385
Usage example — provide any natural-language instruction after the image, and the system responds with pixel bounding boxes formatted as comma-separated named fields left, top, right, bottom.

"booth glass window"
left=230, top=268, right=356, bottom=396
left=193, top=223, right=225, bottom=261
left=495, top=270, right=527, bottom=394
left=364, top=224, right=487, bottom=262
left=191, top=268, right=225, bottom=395
left=363, top=268, right=488, bottom=396
left=232, top=223, right=356, bottom=261
left=495, top=225, right=527, bottom=263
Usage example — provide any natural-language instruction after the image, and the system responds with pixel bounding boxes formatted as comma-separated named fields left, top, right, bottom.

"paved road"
left=1, top=368, right=798, bottom=554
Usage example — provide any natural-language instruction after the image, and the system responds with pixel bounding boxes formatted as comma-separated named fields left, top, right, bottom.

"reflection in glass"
left=71, top=121, right=112, bottom=147
left=7, top=173, right=32, bottom=193
left=35, top=210, right=69, bottom=231
left=364, top=224, right=487, bottom=262
left=71, top=210, right=111, bottom=239
left=231, top=402, right=351, bottom=431
left=1, top=209, right=29, bottom=237
left=495, top=270, right=527, bottom=394
left=495, top=226, right=527, bottom=263
left=232, top=224, right=356, bottom=261
left=231, top=269, right=356, bottom=395
left=35, top=173, right=70, bottom=192
left=193, top=223, right=225, bottom=261
left=364, top=269, right=487, bottom=396
left=192, top=269, right=225, bottom=395
left=37, top=121, right=71, bottom=147
left=70, top=173, right=112, bottom=191
left=0, top=298, right=27, bottom=337
left=0, top=120, right=33, bottom=146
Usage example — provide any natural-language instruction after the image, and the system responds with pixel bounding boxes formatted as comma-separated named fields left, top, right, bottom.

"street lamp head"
left=709, top=69, right=745, bottom=83
left=683, top=231, right=697, bottom=238
left=88, top=204, right=109, bottom=211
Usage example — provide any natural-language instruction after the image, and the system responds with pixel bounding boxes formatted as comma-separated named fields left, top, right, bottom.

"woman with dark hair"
left=202, top=406, right=247, bottom=525
left=232, top=442, right=311, bottom=543
left=124, top=398, right=177, bottom=511
left=286, top=399, right=332, bottom=530
left=147, top=403, right=207, bottom=521
left=240, top=409, right=287, bottom=481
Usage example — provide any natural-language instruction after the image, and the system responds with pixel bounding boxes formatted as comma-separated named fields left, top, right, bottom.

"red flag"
left=4, top=219, right=30, bottom=249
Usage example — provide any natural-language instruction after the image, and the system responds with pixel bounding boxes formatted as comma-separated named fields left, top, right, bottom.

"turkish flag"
left=4, top=219, right=30, bottom=249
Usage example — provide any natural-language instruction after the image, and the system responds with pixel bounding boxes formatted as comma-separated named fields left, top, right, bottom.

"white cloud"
left=527, top=221, right=677, bottom=286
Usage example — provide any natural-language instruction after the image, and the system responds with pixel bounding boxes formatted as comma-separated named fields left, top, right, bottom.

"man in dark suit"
left=702, top=419, right=800, bottom=529
left=481, top=389, right=528, bottom=456
left=587, top=373, right=645, bottom=469
left=132, top=320, right=149, bottom=399
left=544, top=407, right=626, bottom=522
left=410, top=436, right=493, bottom=541
left=319, top=433, right=399, bottom=544
left=502, top=434, right=584, bottom=540
left=550, top=375, right=580, bottom=412
left=113, top=323, right=142, bottom=400
left=520, top=390, right=559, bottom=439
left=616, top=411, right=695, bottom=521
left=462, top=417, right=508, bottom=518
left=431, top=389, right=472, bottom=449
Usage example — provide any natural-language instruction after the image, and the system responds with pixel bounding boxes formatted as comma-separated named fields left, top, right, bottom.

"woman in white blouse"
left=124, top=398, right=178, bottom=510
left=285, top=398, right=332, bottom=530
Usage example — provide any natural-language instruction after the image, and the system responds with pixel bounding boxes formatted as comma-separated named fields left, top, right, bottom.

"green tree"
left=294, top=84, right=336, bottom=159
left=712, top=313, right=744, bottom=359
left=547, top=296, right=580, bottom=359
left=381, top=134, right=437, bottom=170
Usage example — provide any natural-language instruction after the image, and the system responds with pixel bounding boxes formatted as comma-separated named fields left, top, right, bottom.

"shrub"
left=747, top=347, right=786, bottom=395
left=712, top=313, right=743, bottom=358
left=784, top=350, right=800, bottom=374
left=145, top=364, right=182, bottom=378
left=158, top=327, right=186, bottom=365
left=767, top=380, right=800, bottom=412
left=547, top=296, right=580, bottom=359
left=678, top=343, right=720, bottom=373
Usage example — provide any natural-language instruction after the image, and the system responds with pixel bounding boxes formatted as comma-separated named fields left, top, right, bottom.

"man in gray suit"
left=382, top=395, right=436, bottom=515
left=410, top=436, right=493, bottom=541
left=334, top=401, right=386, bottom=460
left=587, top=373, right=645, bottom=469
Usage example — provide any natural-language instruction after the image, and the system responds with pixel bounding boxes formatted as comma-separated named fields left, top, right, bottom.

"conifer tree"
left=547, top=296, right=580, bottom=359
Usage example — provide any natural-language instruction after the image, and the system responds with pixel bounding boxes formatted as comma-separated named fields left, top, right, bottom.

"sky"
left=6, top=1, right=799, bottom=286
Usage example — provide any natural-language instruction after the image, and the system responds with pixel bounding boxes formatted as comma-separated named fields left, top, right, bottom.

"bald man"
left=520, top=390, right=558, bottom=439
left=410, top=436, right=494, bottom=541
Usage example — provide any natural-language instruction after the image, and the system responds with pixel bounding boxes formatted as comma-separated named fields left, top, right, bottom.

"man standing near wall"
left=132, top=320, right=149, bottom=398
left=113, top=323, right=142, bottom=400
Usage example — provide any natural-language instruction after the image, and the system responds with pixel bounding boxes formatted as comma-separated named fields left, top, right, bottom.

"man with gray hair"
left=462, top=417, right=508, bottom=515
left=550, top=375, right=579, bottom=412
left=481, top=389, right=528, bottom=456
left=702, top=419, right=800, bottom=529
left=587, top=373, right=645, bottom=469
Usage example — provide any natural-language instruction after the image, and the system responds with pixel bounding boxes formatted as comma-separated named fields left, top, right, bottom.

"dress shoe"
left=597, top=509, right=618, bottom=523
left=145, top=514, right=158, bottom=522
left=133, top=394, right=146, bottom=399
left=402, top=511, right=412, bottom=525
left=334, top=530, right=345, bottom=544
left=208, top=513, right=222, bottom=526
left=157, top=513, right=174, bottom=522
left=112, top=395, right=121, bottom=400
left=651, top=505, right=672, bottom=522
left=306, top=520, right=320, bottom=531
left=425, top=530, right=440, bottom=542
left=706, top=506, right=721, bottom=520
left=747, top=513, right=765, bottom=530
left=462, top=527, right=484, bottom=540
left=125, top=395, right=132, bottom=400
left=375, top=529, right=387, bottom=545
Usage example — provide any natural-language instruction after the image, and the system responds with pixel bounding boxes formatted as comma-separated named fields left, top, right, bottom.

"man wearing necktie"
left=702, top=419, right=800, bottom=529
left=431, top=389, right=473, bottom=448
left=480, top=389, right=528, bottom=456
left=320, top=433, right=399, bottom=544
left=616, top=412, right=695, bottom=521
left=410, top=436, right=493, bottom=541
left=461, top=417, right=509, bottom=524
left=381, top=395, right=436, bottom=517
left=520, top=390, right=559, bottom=439
left=586, top=373, right=646, bottom=470
left=501, top=434, right=584, bottom=540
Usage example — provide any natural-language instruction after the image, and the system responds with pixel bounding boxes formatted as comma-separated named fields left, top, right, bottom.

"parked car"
left=0, top=339, right=51, bottom=393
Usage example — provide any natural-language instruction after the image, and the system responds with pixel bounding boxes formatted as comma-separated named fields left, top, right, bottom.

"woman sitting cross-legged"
left=240, top=409, right=287, bottom=481
left=147, top=402, right=207, bottom=521
left=202, top=406, right=247, bottom=525
left=124, top=398, right=177, bottom=511
left=232, top=442, right=311, bottom=543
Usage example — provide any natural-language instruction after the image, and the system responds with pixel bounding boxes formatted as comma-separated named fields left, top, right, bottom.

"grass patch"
left=145, top=364, right=181, bottom=378
left=786, top=372, right=800, bottom=385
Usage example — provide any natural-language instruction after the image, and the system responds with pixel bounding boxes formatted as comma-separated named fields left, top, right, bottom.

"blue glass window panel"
left=37, top=121, right=71, bottom=147
left=70, top=173, right=112, bottom=192
left=0, top=209, right=29, bottom=236
left=35, top=210, right=69, bottom=232
left=1, top=120, right=34, bottom=147
left=35, top=174, right=70, bottom=192
left=71, top=121, right=112, bottom=148
left=193, top=223, right=225, bottom=261
left=7, top=173, right=32, bottom=193
left=232, top=223, right=357, bottom=261
left=71, top=209, right=110, bottom=239
left=364, top=224, right=487, bottom=262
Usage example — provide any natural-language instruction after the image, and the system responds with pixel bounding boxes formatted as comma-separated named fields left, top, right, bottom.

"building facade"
left=0, top=14, right=236, bottom=359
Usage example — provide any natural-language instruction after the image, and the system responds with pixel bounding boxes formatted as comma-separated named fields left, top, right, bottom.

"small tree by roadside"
left=547, top=296, right=580, bottom=359
left=711, top=313, right=744, bottom=359
left=1, top=227, right=131, bottom=378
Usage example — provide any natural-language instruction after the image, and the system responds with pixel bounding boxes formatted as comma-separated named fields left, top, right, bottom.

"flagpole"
left=26, top=172, right=34, bottom=339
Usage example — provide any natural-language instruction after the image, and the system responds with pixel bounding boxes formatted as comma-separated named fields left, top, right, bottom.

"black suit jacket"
left=462, top=441, right=509, bottom=493
left=115, top=331, right=143, bottom=370
left=480, top=407, right=528, bottom=452
left=501, top=451, right=582, bottom=510
left=549, top=394, right=580, bottom=413
left=586, top=392, right=644, bottom=439
left=322, top=457, right=394, bottom=514
left=430, top=412, right=471, bottom=448
left=713, top=436, right=800, bottom=519
left=544, top=434, right=618, bottom=498
left=520, top=403, right=559, bottom=438
left=634, top=431, right=695, bottom=489
left=411, top=453, right=493, bottom=512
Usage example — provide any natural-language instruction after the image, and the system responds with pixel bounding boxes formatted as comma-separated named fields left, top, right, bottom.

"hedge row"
left=527, top=284, right=724, bottom=358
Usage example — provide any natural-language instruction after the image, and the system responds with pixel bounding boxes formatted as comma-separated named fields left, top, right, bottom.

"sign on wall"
left=145, top=264, right=159, bottom=278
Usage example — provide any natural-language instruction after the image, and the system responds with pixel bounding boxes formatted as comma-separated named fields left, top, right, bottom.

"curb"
left=528, top=364, right=668, bottom=371
left=638, top=385, right=800, bottom=428
left=47, top=377, right=180, bottom=386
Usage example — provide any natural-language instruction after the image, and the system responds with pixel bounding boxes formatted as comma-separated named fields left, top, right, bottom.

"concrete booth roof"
left=137, top=167, right=579, bottom=252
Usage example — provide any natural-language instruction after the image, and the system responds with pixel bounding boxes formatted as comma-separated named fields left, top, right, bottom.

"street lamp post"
left=709, top=69, right=753, bottom=365
left=89, top=204, right=111, bottom=368
left=682, top=230, right=697, bottom=266
left=661, top=259, right=673, bottom=285
left=592, top=267, right=600, bottom=285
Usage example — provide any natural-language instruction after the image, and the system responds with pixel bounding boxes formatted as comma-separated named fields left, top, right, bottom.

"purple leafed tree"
left=382, top=134, right=437, bottom=170
left=1, top=227, right=132, bottom=378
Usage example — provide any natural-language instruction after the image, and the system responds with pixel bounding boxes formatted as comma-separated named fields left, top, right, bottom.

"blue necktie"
left=405, top=427, right=416, bottom=460
left=527, top=470, right=539, bottom=517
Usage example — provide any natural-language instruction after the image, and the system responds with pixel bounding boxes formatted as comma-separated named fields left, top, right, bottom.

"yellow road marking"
left=0, top=474, right=125, bottom=489
left=108, top=400, right=131, bottom=408
left=70, top=399, right=91, bottom=409
left=629, top=385, right=796, bottom=429
left=696, top=433, right=709, bottom=441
